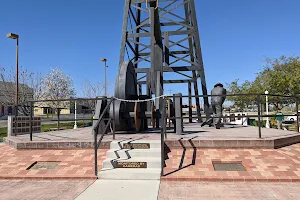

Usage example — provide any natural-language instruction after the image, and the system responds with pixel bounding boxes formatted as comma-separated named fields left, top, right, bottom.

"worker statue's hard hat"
left=214, top=83, right=223, bottom=87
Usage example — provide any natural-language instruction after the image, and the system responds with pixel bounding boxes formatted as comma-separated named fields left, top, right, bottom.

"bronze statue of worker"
left=210, top=83, right=227, bottom=129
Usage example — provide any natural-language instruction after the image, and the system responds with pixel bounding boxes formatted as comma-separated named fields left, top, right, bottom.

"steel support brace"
left=188, top=82, right=193, bottom=123
left=174, top=93, right=183, bottom=134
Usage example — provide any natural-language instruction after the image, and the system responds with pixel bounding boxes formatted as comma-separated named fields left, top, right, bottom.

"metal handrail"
left=160, top=94, right=299, bottom=175
left=18, top=97, right=110, bottom=104
left=94, top=98, right=115, bottom=177
left=93, top=98, right=114, bottom=131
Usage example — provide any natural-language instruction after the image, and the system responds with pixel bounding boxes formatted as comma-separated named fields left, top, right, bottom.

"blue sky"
left=0, top=0, right=299, bottom=98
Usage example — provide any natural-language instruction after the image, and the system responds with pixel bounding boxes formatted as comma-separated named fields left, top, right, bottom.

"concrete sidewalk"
left=75, top=180, right=160, bottom=200
left=158, top=181, right=300, bottom=200
left=0, top=180, right=94, bottom=200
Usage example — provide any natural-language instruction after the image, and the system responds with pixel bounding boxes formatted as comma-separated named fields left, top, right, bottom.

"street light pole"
left=100, top=58, right=107, bottom=96
left=74, top=100, right=77, bottom=129
left=265, top=90, right=270, bottom=128
left=6, top=33, right=19, bottom=106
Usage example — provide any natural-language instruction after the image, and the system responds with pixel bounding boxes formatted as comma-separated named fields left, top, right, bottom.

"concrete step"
left=102, top=157, right=161, bottom=169
left=98, top=168, right=161, bottom=180
left=106, top=149, right=161, bottom=159
left=110, top=140, right=161, bottom=149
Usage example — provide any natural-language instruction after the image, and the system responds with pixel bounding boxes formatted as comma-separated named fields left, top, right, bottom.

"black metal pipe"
left=93, top=98, right=113, bottom=131
left=22, top=97, right=112, bottom=104
left=94, top=127, right=98, bottom=177
left=113, top=98, right=116, bottom=140
left=14, top=105, right=18, bottom=136
left=296, top=99, right=299, bottom=133
left=161, top=97, right=166, bottom=176
left=30, top=102, right=33, bottom=141
left=46, top=118, right=99, bottom=122
left=168, top=114, right=298, bottom=119
left=97, top=119, right=112, bottom=148
left=164, top=94, right=299, bottom=98
left=57, top=109, right=60, bottom=130
left=173, top=94, right=176, bottom=133
left=92, top=98, right=114, bottom=178
left=257, top=95, right=262, bottom=138
left=188, top=81, right=192, bottom=123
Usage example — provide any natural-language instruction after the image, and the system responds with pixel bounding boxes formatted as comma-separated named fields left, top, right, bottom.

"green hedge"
left=250, top=119, right=298, bottom=131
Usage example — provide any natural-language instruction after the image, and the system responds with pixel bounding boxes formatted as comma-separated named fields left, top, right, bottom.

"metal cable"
left=114, top=94, right=167, bottom=103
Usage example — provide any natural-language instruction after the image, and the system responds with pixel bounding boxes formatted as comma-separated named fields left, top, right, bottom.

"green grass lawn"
left=42, top=121, right=87, bottom=132
left=0, top=127, right=7, bottom=142
left=0, top=120, right=92, bottom=141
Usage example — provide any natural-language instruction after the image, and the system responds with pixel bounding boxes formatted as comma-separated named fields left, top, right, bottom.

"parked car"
left=287, top=111, right=300, bottom=121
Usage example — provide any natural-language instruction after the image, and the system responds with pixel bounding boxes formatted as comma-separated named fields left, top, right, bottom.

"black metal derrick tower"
left=118, top=0, right=210, bottom=122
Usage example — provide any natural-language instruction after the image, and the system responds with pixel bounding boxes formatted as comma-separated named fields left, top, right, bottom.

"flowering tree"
left=40, top=67, right=75, bottom=124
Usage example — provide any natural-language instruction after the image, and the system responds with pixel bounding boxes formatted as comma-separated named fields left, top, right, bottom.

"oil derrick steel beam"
left=119, top=0, right=130, bottom=67
left=185, top=0, right=210, bottom=121
left=183, top=1, right=201, bottom=122
left=119, top=0, right=210, bottom=122
left=134, top=3, right=142, bottom=69
left=149, top=2, right=164, bottom=127
left=149, top=4, right=163, bottom=97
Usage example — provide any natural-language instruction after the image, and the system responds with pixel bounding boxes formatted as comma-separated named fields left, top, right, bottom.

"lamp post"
left=265, top=90, right=270, bottom=128
left=74, top=100, right=77, bottom=129
left=6, top=33, right=19, bottom=108
left=100, top=58, right=108, bottom=96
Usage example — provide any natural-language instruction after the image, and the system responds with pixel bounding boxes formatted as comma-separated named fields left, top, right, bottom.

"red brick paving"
left=0, top=144, right=107, bottom=180
left=163, top=143, right=300, bottom=182
left=2, top=142, right=300, bottom=181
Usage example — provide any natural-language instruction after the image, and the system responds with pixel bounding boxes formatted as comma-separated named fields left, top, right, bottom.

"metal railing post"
left=113, top=98, right=116, bottom=140
left=30, top=102, right=33, bottom=141
left=296, top=99, right=299, bottom=133
left=173, top=94, right=176, bottom=133
left=14, top=105, right=18, bottom=136
left=57, top=108, right=60, bottom=130
left=164, top=98, right=167, bottom=139
left=161, top=97, right=165, bottom=176
left=94, top=128, right=98, bottom=177
left=257, top=95, right=262, bottom=138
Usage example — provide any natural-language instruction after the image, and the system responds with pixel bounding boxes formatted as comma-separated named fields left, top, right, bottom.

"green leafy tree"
left=252, top=56, right=300, bottom=108
left=227, top=56, right=300, bottom=109
left=226, top=80, right=257, bottom=111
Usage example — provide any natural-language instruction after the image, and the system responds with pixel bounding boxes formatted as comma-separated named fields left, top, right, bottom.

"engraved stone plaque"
left=116, top=162, right=147, bottom=168
left=123, top=143, right=150, bottom=149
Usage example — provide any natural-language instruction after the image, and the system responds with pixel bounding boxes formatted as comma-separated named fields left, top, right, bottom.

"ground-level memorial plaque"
left=27, top=161, right=60, bottom=170
left=116, top=162, right=147, bottom=168
left=212, top=161, right=246, bottom=171
left=123, top=143, right=150, bottom=149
